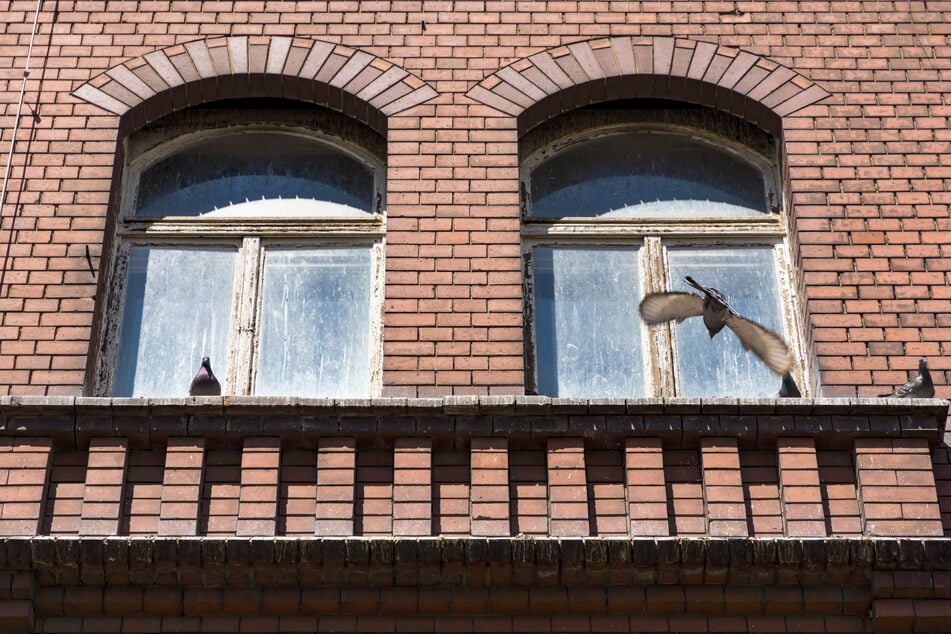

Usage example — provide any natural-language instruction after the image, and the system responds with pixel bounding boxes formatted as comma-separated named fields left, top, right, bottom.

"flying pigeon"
left=639, top=275, right=793, bottom=376
left=189, top=356, right=221, bottom=396
left=777, top=372, right=801, bottom=397
left=879, top=356, right=935, bottom=398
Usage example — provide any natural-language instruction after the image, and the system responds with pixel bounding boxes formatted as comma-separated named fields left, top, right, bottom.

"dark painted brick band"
left=0, top=396, right=945, bottom=451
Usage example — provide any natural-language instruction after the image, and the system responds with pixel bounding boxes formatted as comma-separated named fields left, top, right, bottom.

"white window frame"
left=93, top=124, right=386, bottom=397
left=522, top=124, right=807, bottom=397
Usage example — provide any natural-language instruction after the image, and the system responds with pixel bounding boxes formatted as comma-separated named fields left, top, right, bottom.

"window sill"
left=1, top=395, right=945, bottom=451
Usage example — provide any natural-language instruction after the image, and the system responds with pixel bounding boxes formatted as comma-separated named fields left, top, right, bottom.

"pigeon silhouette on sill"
left=879, top=356, right=935, bottom=398
left=189, top=356, right=221, bottom=396
left=639, top=275, right=793, bottom=376
left=777, top=372, right=801, bottom=398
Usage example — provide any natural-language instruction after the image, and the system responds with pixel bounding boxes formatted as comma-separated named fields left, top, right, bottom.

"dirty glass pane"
left=114, top=246, right=236, bottom=397
left=134, top=132, right=376, bottom=218
left=532, top=246, right=644, bottom=397
left=529, top=131, right=768, bottom=218
left=256, top=246, right=373, bottom=397
left=666, top=247, right=785, bottom=398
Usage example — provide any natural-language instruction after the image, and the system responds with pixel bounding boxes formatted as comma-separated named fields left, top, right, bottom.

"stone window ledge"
left=0, top=396, right=945, bottom=451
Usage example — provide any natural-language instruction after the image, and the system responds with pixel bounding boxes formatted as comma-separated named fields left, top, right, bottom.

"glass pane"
left=256, top=246, right=373, bottom=397
left=532, top=246, right=644, bottom=398
left=134, top=132, right=376, bottom=218
left=666, top=247, right=785, bottom=398
left=529, top=131, right=768, bottom=218
left=114, top=246, right=236, bottom=397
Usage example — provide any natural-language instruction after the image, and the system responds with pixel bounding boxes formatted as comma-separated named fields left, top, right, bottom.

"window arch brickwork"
left=71, top=36, right=438, bottom=133
left=466, top=37, right=830, bottom=137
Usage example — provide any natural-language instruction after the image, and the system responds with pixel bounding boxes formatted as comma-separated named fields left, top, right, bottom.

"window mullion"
left=641, top=236, right=677, bottom=397
left=230, top=236, right=262, bottom=395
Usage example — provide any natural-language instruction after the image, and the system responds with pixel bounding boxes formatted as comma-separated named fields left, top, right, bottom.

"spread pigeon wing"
left=639, top=292, right=704, bottom=324
left=723, top=313, right=793, bottom=376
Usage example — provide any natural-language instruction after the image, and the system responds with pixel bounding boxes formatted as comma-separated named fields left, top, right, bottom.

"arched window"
left=522, top=112, right=802, bottom=399
left=527, top=130, right=771, bottom=219
left=95, top=107, right=385, bottom=398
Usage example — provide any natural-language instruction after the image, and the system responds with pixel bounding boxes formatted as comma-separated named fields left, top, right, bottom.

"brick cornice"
left=71, top=36, right=438, bottom=133
left=6, top=536, right=950, bottom=631
left=9, top=536, right=951, bottom=586
left=465, top=36, right=831, bottom=136
left=8, top=536, right=951, bottom=632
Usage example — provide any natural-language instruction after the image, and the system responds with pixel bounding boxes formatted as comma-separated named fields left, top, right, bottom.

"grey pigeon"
left=189, top=356, right=221, bottom=396
left=777, top=372, right=801, bottom=397
left=639, top=275, right=793, bottom=376
left=879, top=356, right=935, bottom=398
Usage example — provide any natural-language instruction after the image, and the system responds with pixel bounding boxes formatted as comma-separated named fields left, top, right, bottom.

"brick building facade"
left=0, top=1, right=949, bottom=632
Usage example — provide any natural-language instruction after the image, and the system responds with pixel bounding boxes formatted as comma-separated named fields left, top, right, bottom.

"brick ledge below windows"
left=0, top=395, right=945, bottom=450
left=0, top=396, right=947, bottom=543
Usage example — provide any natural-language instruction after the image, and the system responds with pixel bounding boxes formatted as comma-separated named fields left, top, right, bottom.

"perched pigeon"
left=879, top=356, right=935, bottom=398
left=777, top=372, right=801, bottom=397
left=189, top=356, right=221, bottom=396
left=639, top=276, right=793, bottom=376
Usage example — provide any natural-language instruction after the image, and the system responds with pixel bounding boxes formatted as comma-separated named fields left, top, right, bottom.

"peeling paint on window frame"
left=521, top=122, right=808, bottom=398
left=91, top=120, right=386, bottom=398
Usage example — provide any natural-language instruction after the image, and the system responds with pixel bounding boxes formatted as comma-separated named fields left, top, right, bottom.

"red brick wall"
left=0, top=5, right=950, bottom=629
left=0, top=2, right=947, bottom=399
